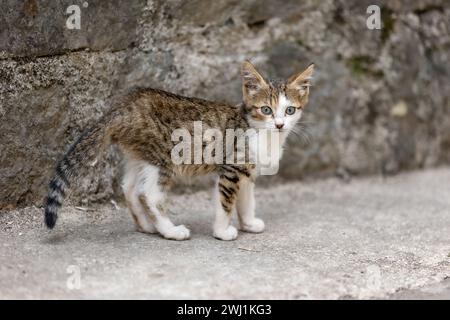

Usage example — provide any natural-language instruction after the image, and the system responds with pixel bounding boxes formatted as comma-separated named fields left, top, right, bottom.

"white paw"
left=240, top=218, right=265, bottom=233
left=214, top=225, right=238, bottom=241
left=162, top=225, right=191, bottom=241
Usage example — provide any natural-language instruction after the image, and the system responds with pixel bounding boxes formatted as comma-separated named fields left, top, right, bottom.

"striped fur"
left=44, top=122, right=110, bottom=228
left=44, top=61, right=314, bottom=240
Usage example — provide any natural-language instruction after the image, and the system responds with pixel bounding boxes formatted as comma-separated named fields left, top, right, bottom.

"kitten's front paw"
left=240, top=218, right=265, bottom=233
left=162, top=225, right=191, bottom=241
left=214, top=225, right=238, bottom=241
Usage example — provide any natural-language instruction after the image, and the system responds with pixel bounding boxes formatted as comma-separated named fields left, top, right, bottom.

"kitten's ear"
left=287, top=63, right=314, bottom=94
left=241, top=60, right=268, bottom=99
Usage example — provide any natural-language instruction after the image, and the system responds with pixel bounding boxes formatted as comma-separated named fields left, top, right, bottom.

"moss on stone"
left=345, top=55, right=383, bottom=79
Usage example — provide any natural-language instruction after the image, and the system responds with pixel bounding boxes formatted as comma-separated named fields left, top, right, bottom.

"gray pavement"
left=1, top=168, right=449, bottom=299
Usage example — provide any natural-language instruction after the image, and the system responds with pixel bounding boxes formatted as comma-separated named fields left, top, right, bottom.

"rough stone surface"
left=1, top=0, right=450, bottom=207
left=389, top=278, right=450, bottom=299
left=0, top=168, right=449, bottom=299
left=0, top=0, right=145, bottom=57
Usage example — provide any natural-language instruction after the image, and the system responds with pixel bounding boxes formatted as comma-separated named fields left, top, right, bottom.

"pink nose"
left=276, top=123, right=284, bottom=129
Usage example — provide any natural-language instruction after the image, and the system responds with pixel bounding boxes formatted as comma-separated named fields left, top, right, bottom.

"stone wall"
left=1, top=0, right=449, bottom=208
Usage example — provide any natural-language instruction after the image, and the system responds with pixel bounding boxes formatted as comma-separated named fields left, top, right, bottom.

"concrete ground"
left=1, top=168, right=449, bottom=299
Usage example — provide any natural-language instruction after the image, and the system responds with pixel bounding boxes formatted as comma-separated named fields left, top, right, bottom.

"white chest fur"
left=248, top=129, right=289, bottom=176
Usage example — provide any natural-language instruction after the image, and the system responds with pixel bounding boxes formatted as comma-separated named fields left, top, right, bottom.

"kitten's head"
left=241, top=60, right=314, bottom=131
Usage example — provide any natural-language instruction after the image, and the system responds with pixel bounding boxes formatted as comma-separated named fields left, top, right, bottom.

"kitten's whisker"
left=297, top=125, right=313, bottom=142
left=289, top=126, right=313, bottom=146
left=297, top=120, right=316, bottom=125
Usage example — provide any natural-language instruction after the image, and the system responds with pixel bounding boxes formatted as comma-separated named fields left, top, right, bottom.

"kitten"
left=44, top=61, right=314, bottom=241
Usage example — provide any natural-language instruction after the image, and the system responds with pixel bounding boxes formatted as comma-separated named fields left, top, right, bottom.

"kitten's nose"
left=276, top=123, right=284, bottom=129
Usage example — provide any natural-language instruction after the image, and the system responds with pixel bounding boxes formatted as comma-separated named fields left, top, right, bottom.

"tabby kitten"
left=44, top=61, right=314, bottom=241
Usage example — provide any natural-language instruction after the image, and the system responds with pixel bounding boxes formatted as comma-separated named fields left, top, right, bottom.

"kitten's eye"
left=260, top=106, right=273, bottom=115
left=286, top=106, right=296, bottom=115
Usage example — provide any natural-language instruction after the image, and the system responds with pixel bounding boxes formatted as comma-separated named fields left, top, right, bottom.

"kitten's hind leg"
left=236, top=178, right=264, bottom=233
left=136, top=164, right=190, bottom=241
left=122, top=161, right=157, bottom=234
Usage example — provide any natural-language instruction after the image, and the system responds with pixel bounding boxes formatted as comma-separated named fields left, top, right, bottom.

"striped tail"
left=44, top=164, right=69, bottom=228
left=44, top=124, right=108, bottom=229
